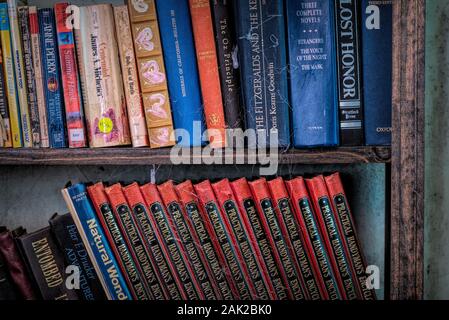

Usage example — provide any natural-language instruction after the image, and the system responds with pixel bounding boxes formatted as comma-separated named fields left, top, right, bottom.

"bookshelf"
left=0, top=0, right=424, bottom=300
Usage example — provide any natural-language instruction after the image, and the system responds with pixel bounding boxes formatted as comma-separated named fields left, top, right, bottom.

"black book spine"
left=0, top=251, right=19, bottom=300
left=211, top=0, right=243, bottom=129
left=335, top=0, right=364, bottom=146
left=49, top=214, right=106, bottom=300
left=0, top=50, right=10, bottom=147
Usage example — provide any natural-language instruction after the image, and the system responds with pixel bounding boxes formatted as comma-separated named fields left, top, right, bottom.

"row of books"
left=0, top=173, right=376, bottom=300
left=0, top=0, right=392, bottom=150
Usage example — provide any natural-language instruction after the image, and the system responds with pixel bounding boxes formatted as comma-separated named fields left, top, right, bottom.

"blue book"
left=155, top=0, right=205, bottom=147
left=62, top=184, right=132, bottom=300
left=38, top=8, right=66, bottom=148
left=234, top=0, right=290, bottom=148
left=286, top=0, right=339, bottom=148
left=361, top=0, right=392, bottom=146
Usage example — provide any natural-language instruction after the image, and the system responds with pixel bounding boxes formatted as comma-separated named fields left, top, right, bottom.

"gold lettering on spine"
left=32, top=238, right=64, bottom=288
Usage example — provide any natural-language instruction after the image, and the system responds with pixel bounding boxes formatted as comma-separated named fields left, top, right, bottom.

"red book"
left=268, top=177, right=324, bottom=300
left=231, top=178, right=290, bottom=300
left=212, top=179, right=274, bottom=300
left=104, top=183, right=173, bottom=300
left=306, top=175, right=359, bottom=300
left=285, top=177, right=341, bottom=300
left=157, top=181, right=219, bottom=300
left=248, top=178, right=306, bottom=300
left=55, top=3, right=86, bottom=148
left=122, top=183, right=185, bottom=300
left=87, top=182, right=151, bottom=300
left=194, top=180, right=253, bottom=300
left=140, top=183, right=204, bottom=300
left=324, top=173, right=376, bottom=300
left=189, top=0, right=226, bottom=148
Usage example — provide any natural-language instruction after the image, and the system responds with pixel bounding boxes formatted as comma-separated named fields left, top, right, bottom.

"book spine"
left=306, top=175, right=359, bottom=300
left=361, top=0, right=392, bottom=146
left=62, top=184, right=132, bottom=300
left=55, top=3, right=87, bottom=148
left=194, top=180, right=252, bottom=300
left=38, top=8, right=67, bottom=149
left=335, top=0, right=364, bottom=146
left=268, top=177, right=324, bottom=300
left=285, top=177, right=341, bottom=300
left=189, top=0, right=226, bottom=148
left=7, top=0, right=32, bottom=147
left=87, top=183, right=152, bottom=300
left=286, top=0, right=339, bottom=147
left=105, top=183, right=170, bottom=300
left=230, top=178, right=290, bottom=300
left=234, top=0, right=290, bottom=148
left=49, top=213, right=106, bottom=301
left=325, top=172, right=377, bottom=300
left=122, top=182, right=185, bottom=300
left=155, top=0, right=205, bottom=147
left=17, top=227, right=79, bottom=300
left=211, top=0, right=242, bottom=130
left=158, top=181, right=219, bottom=299
left=212, top=179, right=273, bottom=300
left=175, top=180, right=235, bottom=300
left=18, top=6, right=40, bottom=148
left=248, top=178, right=306, bottom=300
left=75, top=5, right=131, bottom=148
left=127, top=1, right=174, bottom=148
left=0, top=3, right=21, bottom=148
left=0, top=250, right=19, bottom=299
left=0, top=45, right=12, bottom=148
left=29, top=6, right=49, bottom=148
left=140, top=183, right=203, bottom=300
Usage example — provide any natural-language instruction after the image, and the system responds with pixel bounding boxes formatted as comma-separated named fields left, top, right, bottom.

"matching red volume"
left=267, top=177, right=325, bottom=300
left=122, top=182, right=186, bottom=300
left=285, top=177, right=341, bottom=300
left=306, top=175, right=359, bottom=300
left=157, top=181, right=219, bottom=300
left=194, top=180, right=253, bottom=300
left=231, top=178, right=290, bottom=300
left=324, top=173, right=377, bottom=300
left=248, top=178, right=306, bottom=300
left=212, top=179, right=274, bottom=300
left=140, top=183, right=204, bottom=300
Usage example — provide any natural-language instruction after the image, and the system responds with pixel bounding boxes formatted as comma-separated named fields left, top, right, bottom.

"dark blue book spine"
left=286, top=0, right=339, bottom=148
left=361, top=0, right=392, bottom=146
left=155, top=0, right=205, bottom=147
left=38, top=8, right=66, bottom=148
left=235, top=0, right=290, bottom=148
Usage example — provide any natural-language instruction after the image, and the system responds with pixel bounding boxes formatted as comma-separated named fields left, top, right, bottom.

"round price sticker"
left=98, top=117, right=113, bottom=134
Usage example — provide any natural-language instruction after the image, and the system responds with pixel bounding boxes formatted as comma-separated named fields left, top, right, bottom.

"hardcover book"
left=361, top=0, right=392, bottom=145
left=211, top=0, right=243, bottom=130
left=194, top=180, right=252, bottom=300
left=7, top=0, right=32, bottom=147
left=285, top=177, right=341, bottom=300
left=55, top=3, right=87, bottom=148
left=39, top=8, right=67, bottom=149
left=0, top=45, right=12, bottom=148
left=189, top=0, right=227, bottom=148
left=29, top=6, right=49, bottom=148
left=0, top=249, right=19, bottom=299
left=0, top=3, right=21, bottom=148
left=17, top=227, right=79, bottom=300
left=234, top=0, right=290, bottom=148
left=155, top=0, right=206, bottom=147
left=75, top=4, right=131, bottom=148
left=306, top=175, right=358, bottom=300
left=286, top=0, right=339, bottom=147
left=105, top=183, right=172, bottom=300
left=175, top=180, right=235, bottom=300
left=49, top=213, right=106, bottom=301
left=126, top=1, right=174, bottom=148
left=88, top=183, right=152, bottom=300
left=335, top=0, right=364, bottom=146
left=62, top=183, right=132, bottom=300
left=18, top=6, right=40, bottom=148
left=230, top=178, right=290, bottom=300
